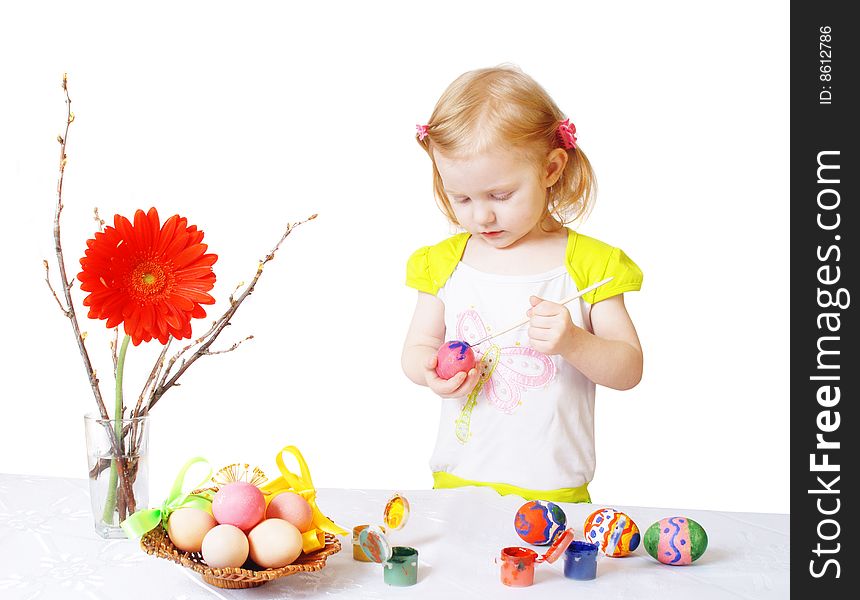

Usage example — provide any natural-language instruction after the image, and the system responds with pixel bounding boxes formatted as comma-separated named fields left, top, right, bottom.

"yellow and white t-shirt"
left=406, top=228, right=642, bottom=503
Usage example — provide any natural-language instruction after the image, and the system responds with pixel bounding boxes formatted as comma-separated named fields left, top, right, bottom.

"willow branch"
left=52, top=74, right=108, bottom=421
left=93, top=207, right=106, bottom=231
left=205, top=335, right=254, bottom=355
left=43, top=260, right=69, bottom=314
left=53, top=75, right=133, bottom=507
left=146, top=214, right=317, bottom=412
left=136, top=342, right=170, bottom=419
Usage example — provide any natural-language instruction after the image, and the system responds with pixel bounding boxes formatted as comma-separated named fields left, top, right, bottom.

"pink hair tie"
left=557, top=119, right=577, bottom=149
left=416, top=124, right=429, bottom=141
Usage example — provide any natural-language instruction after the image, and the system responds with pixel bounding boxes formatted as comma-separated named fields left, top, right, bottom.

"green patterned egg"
left=644, top=516, right=707, bottom=565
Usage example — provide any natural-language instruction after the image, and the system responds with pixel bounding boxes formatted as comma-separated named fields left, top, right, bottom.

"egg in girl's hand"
left=248, top=518, right=303, bottom=568
left=201, top=524, right=250, bottom=569
left=435, top=340, right=476, bottom=379
left=212, top=482, right=266, bottom=532
left=166, top=507, right=217, bottom=553
left=266, top=492, right=314, bottom=532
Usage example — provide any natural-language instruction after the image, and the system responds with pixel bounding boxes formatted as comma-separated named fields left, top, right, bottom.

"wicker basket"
left=140, top=526, right=342, bottom=589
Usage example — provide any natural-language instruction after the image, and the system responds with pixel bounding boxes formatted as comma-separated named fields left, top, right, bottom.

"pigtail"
left=550, top=145, right=596, bottom=226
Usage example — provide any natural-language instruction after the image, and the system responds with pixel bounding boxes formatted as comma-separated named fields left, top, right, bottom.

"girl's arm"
left=402, top=292, right=480, bottom=398
left=527, top=294, right=643, bottom=390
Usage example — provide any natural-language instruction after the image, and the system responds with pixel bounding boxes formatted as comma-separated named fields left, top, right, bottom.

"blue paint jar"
left=563, top=541, right=598, bottom=580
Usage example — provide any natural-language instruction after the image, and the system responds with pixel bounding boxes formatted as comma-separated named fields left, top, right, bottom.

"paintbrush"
left=468, top=276, right=614, bottom=347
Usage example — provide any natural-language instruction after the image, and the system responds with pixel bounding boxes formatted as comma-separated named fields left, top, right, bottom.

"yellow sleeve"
left=565, top=230, right=643, bottom=304
left=406, top=246, right=434, bottom=294
left=405, top=233, right=470, bottom=296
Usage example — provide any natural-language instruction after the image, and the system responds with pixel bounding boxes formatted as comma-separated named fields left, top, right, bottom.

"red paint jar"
left=498, top=547, right=538, bottom=587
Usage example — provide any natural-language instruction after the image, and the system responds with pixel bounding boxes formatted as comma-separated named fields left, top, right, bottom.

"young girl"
left=401, top=66, right=643, bottom=503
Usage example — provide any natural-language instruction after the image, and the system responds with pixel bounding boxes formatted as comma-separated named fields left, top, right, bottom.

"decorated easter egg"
left=201, top=524, right=250, bottom=568
left=514, top=500, right=567, bottom=546
left=644, top=516, right=708, bottom=565
left=583, top=508, right=640, bottom=557
left=266, top=492, right=314, bottom=533
left=248, top=518, right=303, bottom=568
left=212, top=482, right=266, bottom=532
left=435, top=341, right=476, bottom=379
left=166, top=507, right=217, bottom=553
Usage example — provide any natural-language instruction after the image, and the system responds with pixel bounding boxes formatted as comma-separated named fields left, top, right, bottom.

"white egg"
left=167, top=507, right=216, bottom=553
left=248, top=518, right=303, bottom=569
left=201, top=524, right=249, bottom=568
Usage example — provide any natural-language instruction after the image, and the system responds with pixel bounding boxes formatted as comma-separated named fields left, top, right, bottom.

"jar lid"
left=383, top=493, right=410, bottom=530
left=539, top=529, right=575, bottom=564
left=358, top=525, right=392, bottom=563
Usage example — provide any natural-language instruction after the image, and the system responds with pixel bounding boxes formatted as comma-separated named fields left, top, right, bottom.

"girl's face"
left=433, top=147, right=563, bottom=249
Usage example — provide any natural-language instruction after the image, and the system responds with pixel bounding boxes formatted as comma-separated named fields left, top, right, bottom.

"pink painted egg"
left=435, top=340, right=476, bottom=379
left=266, top=491, right=314, bottom=533
left=212, top=482, right=266, bottom=532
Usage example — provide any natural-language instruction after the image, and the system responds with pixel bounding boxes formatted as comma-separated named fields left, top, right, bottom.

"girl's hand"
left=423, top=354, right=480, bottom=398
left=527, top=295, right=580, bottom=356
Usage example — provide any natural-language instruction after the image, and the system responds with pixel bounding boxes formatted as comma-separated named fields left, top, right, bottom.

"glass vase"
left=84, top=414, right=150, bottom=539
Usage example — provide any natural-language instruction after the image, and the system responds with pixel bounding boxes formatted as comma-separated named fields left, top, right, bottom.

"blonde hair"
left=417, top=65, right=596, bottom=228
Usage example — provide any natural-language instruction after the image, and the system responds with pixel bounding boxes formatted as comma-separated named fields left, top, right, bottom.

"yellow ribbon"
left=260, top=445, right=348, bottom=552
left=121, top=456, right=213, bottom=539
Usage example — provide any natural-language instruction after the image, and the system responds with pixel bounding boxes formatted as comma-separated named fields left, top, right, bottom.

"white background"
left=0, top=1, right=788, bottom=514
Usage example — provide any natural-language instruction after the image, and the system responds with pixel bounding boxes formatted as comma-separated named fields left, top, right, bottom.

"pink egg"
left=212, top=482, right=266, bottom=532
left=267, top=492, right=314, bottom=533
left=435, top=340, right=476, bottom=379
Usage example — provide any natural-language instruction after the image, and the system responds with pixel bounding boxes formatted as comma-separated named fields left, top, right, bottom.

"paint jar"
left=353, top=525, right=372, bottom=561
left=498, top=546, right=538, bottom=587
left=563, top=541, right=599, bottom=580
left=356, top=494, right=417, bottom=583
left=383, top=546, right=419, bottom=586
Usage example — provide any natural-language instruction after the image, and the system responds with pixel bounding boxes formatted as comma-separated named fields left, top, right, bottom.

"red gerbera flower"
left=77, top=207, right=218, bottom=346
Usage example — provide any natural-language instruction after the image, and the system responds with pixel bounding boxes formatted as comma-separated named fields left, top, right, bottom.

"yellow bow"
left=260, top=445, right=348, bottom=552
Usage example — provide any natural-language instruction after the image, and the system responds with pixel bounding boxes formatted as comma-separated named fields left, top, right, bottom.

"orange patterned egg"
left=583, top=508, right=640, bottom=557
left=514, top=500, right=567, bottom=546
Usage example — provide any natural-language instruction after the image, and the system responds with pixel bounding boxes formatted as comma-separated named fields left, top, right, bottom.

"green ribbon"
left=121, top=456, right=214, bottom=539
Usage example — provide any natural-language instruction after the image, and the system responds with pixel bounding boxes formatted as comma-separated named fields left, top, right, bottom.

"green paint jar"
left=383, top=546, right=419, bottom=586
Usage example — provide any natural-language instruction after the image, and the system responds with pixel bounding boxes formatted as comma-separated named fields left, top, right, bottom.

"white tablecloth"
left=0, top=473, right=789, bottom=599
